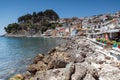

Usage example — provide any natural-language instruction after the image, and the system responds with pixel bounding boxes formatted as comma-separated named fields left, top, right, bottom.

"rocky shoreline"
left=4, top=34, right=70, bottom=40
left=4, top=33, right=41, bottom=37
left=10, top=36, right=120, bottom=80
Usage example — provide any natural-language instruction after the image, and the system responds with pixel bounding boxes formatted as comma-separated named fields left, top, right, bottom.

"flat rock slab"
left=71, top=63, right=87, bottom=80
left=83, top=73, right=95, bottom=80
left=99, top=64, right=120, bottom=80
left=34, top=63, right=74, bottom=80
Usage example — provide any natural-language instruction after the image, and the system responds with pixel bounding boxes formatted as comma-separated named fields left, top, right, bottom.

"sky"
left=0, top=0, right=120, bottom=35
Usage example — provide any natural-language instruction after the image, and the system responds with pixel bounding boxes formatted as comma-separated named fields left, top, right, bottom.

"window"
left=98, top=25, right=100, bottom=28
left=94, top=26, right=96, bottom=29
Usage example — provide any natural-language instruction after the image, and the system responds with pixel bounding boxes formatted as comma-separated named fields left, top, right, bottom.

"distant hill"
left=4, top=9, right=60, bottom=37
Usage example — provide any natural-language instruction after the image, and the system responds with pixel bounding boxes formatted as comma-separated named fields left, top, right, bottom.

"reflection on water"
left=0, top=37, right=65, bottom=79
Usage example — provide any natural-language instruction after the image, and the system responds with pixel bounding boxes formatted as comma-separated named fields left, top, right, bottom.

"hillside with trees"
left=4, top=9, right=59, bottom=37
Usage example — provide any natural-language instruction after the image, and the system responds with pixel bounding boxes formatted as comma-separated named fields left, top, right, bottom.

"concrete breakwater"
left=10, top=36, right=120, bottom=80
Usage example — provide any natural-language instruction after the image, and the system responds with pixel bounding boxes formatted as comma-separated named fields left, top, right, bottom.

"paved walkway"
left=87, top=38, right=120, bottom=61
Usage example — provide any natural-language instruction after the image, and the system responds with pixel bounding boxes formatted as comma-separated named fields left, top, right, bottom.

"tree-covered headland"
left=4, top=9, right=60, bottom=34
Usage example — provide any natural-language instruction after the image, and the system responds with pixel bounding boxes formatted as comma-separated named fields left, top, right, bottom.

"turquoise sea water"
left=0, top=37, right=65, bottom=79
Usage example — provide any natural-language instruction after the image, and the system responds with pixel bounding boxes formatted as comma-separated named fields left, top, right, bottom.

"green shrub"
left=111, top=41, right=117, bottom=44
left=117, top=42, right=120, bottom=46
left=96, top=38, right=100, bottom=41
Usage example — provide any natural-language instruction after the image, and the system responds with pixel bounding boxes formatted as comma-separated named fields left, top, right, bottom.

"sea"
left=0, top=37, right=66, bottom=80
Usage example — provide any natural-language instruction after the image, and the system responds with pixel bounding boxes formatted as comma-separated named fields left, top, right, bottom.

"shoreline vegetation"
left=9, top=36, right=120, bottom=80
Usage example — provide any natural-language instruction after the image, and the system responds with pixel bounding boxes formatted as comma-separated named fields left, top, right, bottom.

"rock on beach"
left=10, top=36, right=120, bottom=80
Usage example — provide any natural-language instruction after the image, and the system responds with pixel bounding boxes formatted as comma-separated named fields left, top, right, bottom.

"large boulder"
left=47, top=59, right=56, bottom=69
left=99, top=64, right=120, bottom=80
left=74, top=53, right=85, bottom=63
left=33, top=54, right=44, bottom=63
left=42, top=55, right=52, bottom=64
left=51, top=51, right=77, bottom=63
left=34, top=69, right=65, bottom=80
left=27, top=64, right=37, bottom=73
left=63, top=53, right=75, bottom=63
left=36, top=61, right=47, bottom=71
left=47, top=48, right=56, bottom=54
left=27, top=61, right=47, bottom=73
left=81, top=62, right=99, bottom=79
left=65, top=63, right=75, bottom=80
left=54, top=60, right=67, bottom=68
left=47, top=59, right=68, bottom=69
left=51, top=52, right=65, bottom=60
left=55, top=46, right=68, bottom=52
left=83, top=73, right=95, bottom=80
left=9, top=74, right=24, bottom=80
left=23, top=71, right=31, bottom=79
left=34, top=63, right=75, bottom=80
left=85, top=52, right=105, bottom=64
left=71, top=63, right=87, bottom=80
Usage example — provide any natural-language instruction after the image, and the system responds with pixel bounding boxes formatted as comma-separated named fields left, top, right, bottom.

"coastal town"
left=43, top=11, right=120, bottom=38
left=1, top=0, right=120, bottom=80
left=43, top=11, right=120, bottom=51
left=8, top=11, right=120, bottom=80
